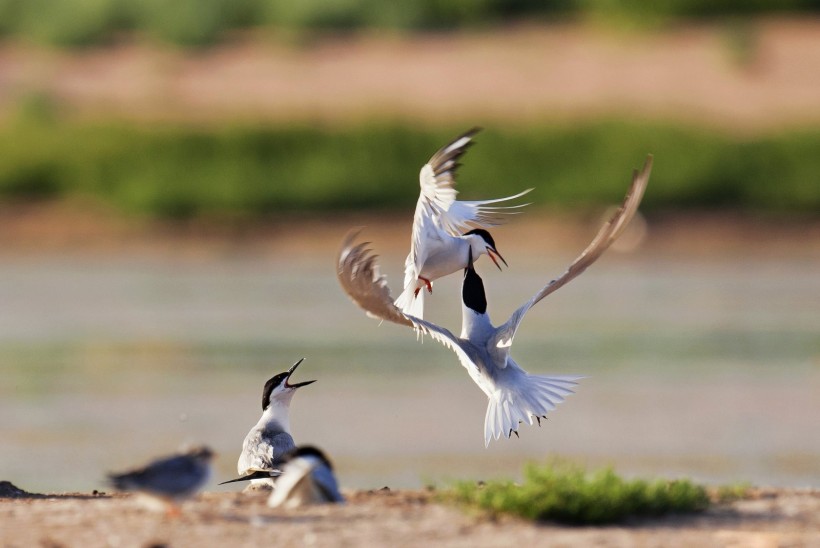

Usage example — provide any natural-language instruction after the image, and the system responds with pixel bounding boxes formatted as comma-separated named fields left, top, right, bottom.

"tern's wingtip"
left=342, top=226, right=366, bottom=245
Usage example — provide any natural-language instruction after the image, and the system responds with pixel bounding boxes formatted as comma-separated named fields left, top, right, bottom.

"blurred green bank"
left=1, top=116, right=819, bottom=220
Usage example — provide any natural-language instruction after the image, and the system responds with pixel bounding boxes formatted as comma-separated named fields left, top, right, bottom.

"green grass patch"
left=443, top=462, right=711, bottom=525
left=1, top=115, right=819, bottom=219
left=714, top=482, right=753, bottom=503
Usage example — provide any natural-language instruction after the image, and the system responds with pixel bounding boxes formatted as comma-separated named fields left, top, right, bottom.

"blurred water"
left=1, top=243, right=818, bottom=493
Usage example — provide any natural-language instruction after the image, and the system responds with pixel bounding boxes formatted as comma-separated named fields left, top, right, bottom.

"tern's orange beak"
left=487, top=248, right=508, bottom=270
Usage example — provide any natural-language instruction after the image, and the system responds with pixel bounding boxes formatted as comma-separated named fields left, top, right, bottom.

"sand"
left=2, top=483, right=819, bottom=547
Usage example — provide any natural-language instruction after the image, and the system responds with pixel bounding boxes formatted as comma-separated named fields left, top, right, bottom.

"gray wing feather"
left=240, top=429, right=296, bottom=474
left=337, top=229, right=483, bottom=377
left=109, top=455, right=207, bottom=496
left=416, top=128, right=531, bottom=236
left=494, top=155, right=652, bottom=348
left=337, top=229, right=415, bottom=328
left=312, top=465, right=345, bottom=503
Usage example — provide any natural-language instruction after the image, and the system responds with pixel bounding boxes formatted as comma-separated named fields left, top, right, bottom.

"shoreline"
left=2, top=485, right=819, bottom=546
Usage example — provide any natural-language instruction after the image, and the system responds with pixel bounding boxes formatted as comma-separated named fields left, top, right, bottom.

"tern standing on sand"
left=107, top=446, right=214, bottom=515
left=268, top=446, right=345, bottom=508
left=220, top=358, right=315, bottom=490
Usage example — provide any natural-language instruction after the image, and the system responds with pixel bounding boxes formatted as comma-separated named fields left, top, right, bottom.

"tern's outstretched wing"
left=337, top=229, right=414, bottom=328
left=416, top=127, right=531, bottom=231
left=493, top=155, right=653, bottom=349
left=407, top=315, right=482, bottom=378
left=409, top=128, right=531, bottom=277
left=336, top=229, right=478, bottom=374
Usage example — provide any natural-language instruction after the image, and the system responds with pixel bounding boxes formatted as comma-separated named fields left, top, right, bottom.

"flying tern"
left=107, top=445, right=214, bottom=515
left=267, top=446, right=345, bottom=509
left=338, top=155, right=652, bottom=445
left=394, top=127, right=531, bottom=319
left=220, top=358, right=315, bottom=490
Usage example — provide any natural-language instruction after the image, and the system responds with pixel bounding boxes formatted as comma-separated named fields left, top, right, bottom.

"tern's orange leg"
left=414, top=277, right=433, bottom=297
left=413, top=276, right=433, bottom=297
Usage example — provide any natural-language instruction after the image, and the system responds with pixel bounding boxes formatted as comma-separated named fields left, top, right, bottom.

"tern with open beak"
left=393, top=127, right=531, bottom=320
left=220, top=358, right=315, bottom=490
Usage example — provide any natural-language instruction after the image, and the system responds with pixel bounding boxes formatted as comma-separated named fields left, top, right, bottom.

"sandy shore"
left=2, top=484, right=819, bottom=547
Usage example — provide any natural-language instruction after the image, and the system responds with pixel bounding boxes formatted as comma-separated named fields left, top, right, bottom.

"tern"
left=267, top=446, right=345, bottom=509
left=338, top=155, right=652, bottom=445
left=107, top=445, right=214, bottom=515
left=220, top=358, right=315, bottom=490
left=394, top=127, right=531, bottom=319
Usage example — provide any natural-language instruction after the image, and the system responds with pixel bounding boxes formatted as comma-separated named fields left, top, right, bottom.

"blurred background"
left=0, top=1, right=818, bottom=493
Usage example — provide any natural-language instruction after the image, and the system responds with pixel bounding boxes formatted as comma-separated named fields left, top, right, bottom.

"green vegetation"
left=1, top=115, right=819, bottom=220
left=444, top=462, right=711, bottom=525
left=715, top=482, right=752, bottom=503
left=0, top=0, right=818, bottom=47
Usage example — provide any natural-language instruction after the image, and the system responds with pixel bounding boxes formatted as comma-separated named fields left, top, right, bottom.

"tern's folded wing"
left=218, top=469, right=282, bottom=485
left=312, top=464, right=345, bottom=503
left=111, top=454, right=207, bottom=494
left=494, top=155, right=653, bottom=349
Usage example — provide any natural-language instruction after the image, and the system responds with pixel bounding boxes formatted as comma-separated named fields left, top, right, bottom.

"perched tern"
left=107, top=446, right=214, bottom=514
left=338, top=155, right=652, bottom=445
left=267, top=446, right=345, bottom=509
left=220, top=358, right=315, bottom=490
left=394, top=127, right=531, bottom=319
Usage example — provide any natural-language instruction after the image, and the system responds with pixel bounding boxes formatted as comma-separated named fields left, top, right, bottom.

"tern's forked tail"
left=394, top=282, right=425, bottom=320
left=484, top=373, right=582, bottom=447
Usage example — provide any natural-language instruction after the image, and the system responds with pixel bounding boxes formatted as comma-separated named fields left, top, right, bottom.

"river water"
left=1, top=229, right=818, bottom=493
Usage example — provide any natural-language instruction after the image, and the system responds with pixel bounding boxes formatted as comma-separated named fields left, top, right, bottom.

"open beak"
left=285, top=358, right=316, bottom=388
left=487, top=247, right=508, bottom=271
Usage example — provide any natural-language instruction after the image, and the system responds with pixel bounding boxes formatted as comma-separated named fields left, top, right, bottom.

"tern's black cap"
left=463, top=228, right=497, bottom=250
left=283, top=445, right=335, bottom=470
left=261, top=358, right=313, bottom=410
